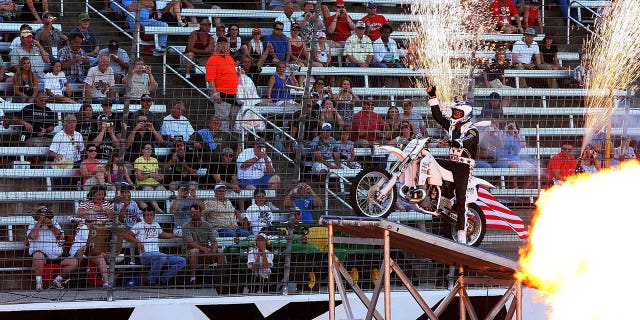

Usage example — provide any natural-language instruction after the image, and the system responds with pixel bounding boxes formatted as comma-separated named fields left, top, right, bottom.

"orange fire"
left=517, top=160, right=640, bottom=319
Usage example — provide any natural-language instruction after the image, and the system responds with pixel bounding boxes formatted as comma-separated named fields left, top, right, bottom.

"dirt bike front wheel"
left=350, top=168, right=397, bottom=219
left=450, top=203, right=487, bottom=247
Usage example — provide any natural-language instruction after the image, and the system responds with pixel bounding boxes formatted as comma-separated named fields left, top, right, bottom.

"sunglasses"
left=87, top=149, right=97, bottom=152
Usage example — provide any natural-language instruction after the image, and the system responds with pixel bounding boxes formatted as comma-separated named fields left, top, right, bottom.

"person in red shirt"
left=351, top=97, right=384, bottom=146
left=205, top=37, right=240, bottom=132
left=523, top=0, right=543, bottom=34
left=325, top=0, right=356, bottom=44
left=490, top=0, right=523, bottom=34
left=547, top=142, right=578, bottom=184
left=360, top=2, right=388, bottom=42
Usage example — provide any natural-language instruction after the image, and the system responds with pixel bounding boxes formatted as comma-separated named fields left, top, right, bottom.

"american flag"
left=475, top=187, right=529, bottom=239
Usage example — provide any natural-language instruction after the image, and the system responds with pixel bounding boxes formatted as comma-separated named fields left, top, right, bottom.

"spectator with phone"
left=325, top=0, right=356, bottom=46
left=27, top=206, right=65, bottom=291
left=237, top=139, right=281, bottom=190
left=89, top=115, right=121, bottom=161
left=123, top=57, right=157, bottom=102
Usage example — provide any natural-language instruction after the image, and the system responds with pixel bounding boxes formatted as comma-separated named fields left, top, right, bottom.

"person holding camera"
left=162, top=139, right=202, bottom=190
left=89, top=115, right=121, bottom=162
left=496, top=122, right=534, bottom=189
left=297, top=1, right=326, bottom=43
left=325, top=0, right=356, bottom=45
left=126, top=114, right=164, bottom=162
left=319, top=99, right=344, bottom=139
left=237, top=140, right=281, bottom=191
left=284, top=181, right=322, bottom=223
left=123, top=57, right=157, bottom=102
left=27, top=206, right=65, bottom=291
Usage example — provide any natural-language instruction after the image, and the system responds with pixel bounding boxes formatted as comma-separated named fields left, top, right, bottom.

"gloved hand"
left=451, top=139, right=463, bottom=148
left=427, top=85, right=437, bottom=98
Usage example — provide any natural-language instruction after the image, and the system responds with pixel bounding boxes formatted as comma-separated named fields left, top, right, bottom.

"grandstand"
left=0, top=0, right=635, bottom=318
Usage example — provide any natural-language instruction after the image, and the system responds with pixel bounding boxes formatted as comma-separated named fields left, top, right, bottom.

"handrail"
left=160, top=46, right=208, bottom=99
left=565, top=0, right=610, bottom=44
left=86, top=0, right=136, bottom=52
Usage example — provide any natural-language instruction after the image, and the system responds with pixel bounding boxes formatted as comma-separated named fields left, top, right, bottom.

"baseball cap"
left=97, top=115, right=109, bottom=122
left=317, top=31, right=326, bottom=38
left=222, top=147, right=234, bottom=156
left=321, top=123, right=333, bottom=131
left=179, top=182, right=190, bottom=190
left=529, top=0, right=540, bottom=4
left=256, top=233, right=267, bottom=240
left=489, top=92, right=501, bottom=99
left=199, top=18, right=211, bottom=25
left=216, top=36, right=228, bottom=43
left=335, top=0, right=345, bottom=6
left=41, top=11, right=52, bottom=19
left=102, top=99, right=113, bottom=106
left=366, top=2, right=377, bottom=8
left=36, top=206, right=51, bottom=214
left=20, top=29, right=32, bottom=37
left=216, top=24, right=226, bottom=30
left=214, top=183, right=226, bottom=190
left=108, top=40, right=119, bottom=49
left=355, top=21, right=366, bottom=29
left=78, top=12, right=90, bottom=21
left=140, top=93, right=153, bottom=101
left=524, top=27, right=536, bottom=35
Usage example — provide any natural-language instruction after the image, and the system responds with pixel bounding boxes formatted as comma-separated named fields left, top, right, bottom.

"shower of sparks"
left=404, top=0, right=495, bottom=104
left=582, top=0, right=640, bottom=151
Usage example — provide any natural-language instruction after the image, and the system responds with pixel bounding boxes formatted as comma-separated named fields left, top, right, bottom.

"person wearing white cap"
left=511, top=27, right=543, bottom=88
left=203, top=183, right=251, bottom=237
left=344, top=20, right=373, bottom=68
left=314, top=31, right=332, bottom=67
left=311, top=122, right=343, bottom=183
left=247, top=232, right=274, bottom=292
left=10, top=28, right=50, bottom=78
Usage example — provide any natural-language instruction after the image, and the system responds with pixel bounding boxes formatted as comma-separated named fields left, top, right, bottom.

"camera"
left=311, top=92, right=319, bottom=98
left=105, top=122, right=113, bottom=128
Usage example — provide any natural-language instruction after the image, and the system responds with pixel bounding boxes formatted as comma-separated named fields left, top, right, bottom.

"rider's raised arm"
left=429, top=99, right=451, bottom=131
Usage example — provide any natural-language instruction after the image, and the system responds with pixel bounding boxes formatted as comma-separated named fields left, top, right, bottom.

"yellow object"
left=306, top=227, right=329, bottom=251
left=371, top=268, right=379, bottom=285
left=350, top=267, right=359, bottom=283
left=307, top=272, right=316, bottom=289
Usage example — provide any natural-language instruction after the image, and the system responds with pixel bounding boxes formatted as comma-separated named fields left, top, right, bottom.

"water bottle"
left=390, top=57, right=396, bottom=64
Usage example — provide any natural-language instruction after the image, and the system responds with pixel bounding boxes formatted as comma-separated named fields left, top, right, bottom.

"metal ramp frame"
left=320, top=216, right=523, bottom=320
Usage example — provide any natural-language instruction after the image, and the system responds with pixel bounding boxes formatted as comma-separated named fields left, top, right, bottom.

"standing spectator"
left=18, top=0, right=48, bottom=22
left=311, top=122, right=342, bottom=182
left=123, top=58, right=157, bottom=101
left=483, top=47, right=512, bottom=89
left=573, top=54, right=593, bottom=88
left=344, top=21, right=373, bottom=68
left=57, top=32, right=90, bottom=84
left=69, top=13, right=100, bottom=64
left=12, top=57, right=38, bottom=103
left=360, top=2, right=388, bottom=42
left=190, top=115, right=239, bottom=158
left=34, top=11, right=67, bottom=57
left=512, top=28, right=545, bottom=88
left=538, top=32, right=565, bottom=88
left=259, top=22, right=291, bottom=66
left=89, top=114, right=121, bottom=161
left=613, top=136, right=637, bottom=165
left=206, top=37, right=241, bottom=132
left=333, top=77, right=360, bottom=122
left=98, top=40, right=130, bottom=84
left=325, top=0, right=356, bottom=45
left=182, top=204, right=225, bottom=285
left=352, top=97, right=385, bottom=146
left=400, top=99, right=427, bottom=138
left=184, top=18, right=214, bottom=79
left=523, top=0, right=543, bottom=34
left=275, top=2, right=298, bottom=38
left=43, top=61, right=76, bottom=103
left=160, top=102, right=195, bottom=144
left=298, top=1, right=325, bottom=43
left=77, top=185, right=114, bottom=222
left=266, top=61, right=299, bottom=107
left=246, top=233, right=274, bottom=292
left=490, top=0, right=523, bottom=34
left=134, top=143, right=166, bottom=212
left=237, top=140, right=281, bottom=190
left=319, top=98, right=344, bottom=140
left=84, top=54, right=115, bottom=104
left=126, top=113, right=164, bottom=162
left=10, top=28, right=50, bottom=78
left=116, top=184, right=143, bottom=229
left=13, top=90, right=55, bottom=148
left=243, top=189, right=273, bottom=235
left=284, top=181, right=322, bottom=223
left=161, top=139, right=202, bottom=189
left=495, top=121, right=534, bottom=189
left=127, top=207, right=185, bottom=286
left=203, top=183, right=250, bottom=237
left=123, top=0, right=168, bottom=54
left=27, top=206, right=64, bottom=291
left=546, top=142, right=578, bottom=185
left=49, top=113, right=84, bottom=167
left=169, top=183, right=205, bottom=235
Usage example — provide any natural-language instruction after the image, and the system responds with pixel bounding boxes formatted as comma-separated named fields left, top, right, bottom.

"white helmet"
left=450, top=101, right=473, bottom=125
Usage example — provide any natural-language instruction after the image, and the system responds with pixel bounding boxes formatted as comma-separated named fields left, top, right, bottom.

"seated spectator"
left=580, top=146, right=601, bottom=173
left=89, top=115, right=121, bottom=162
left=34, top=11, right=67, bottom=57
left=388, top=120, right=413, bottom=146
left=98, top=40, right=130, bottom=84
left=538, top=32, right=567, bottom=88
left=383, top=106, right=402, bottom=142
left=227, top=24, right=246, bottom=59
left=0, top=0, right=18, bottom=26
left=237, top=140, right=281, bottom=190
left=372, top=24, right=401, bottom=69
left=352, top=97, right=385, bottom=147
left=289, top=23, right=316, bottom=68
left=266, top=61, right=300, bottom=108
left=333, top=77, right=360, bottom=122
left=27, top=206, right=65, bottom=291
left=573, top=54, right=593, bottom=88
left=190, top=115, right=239, bottom=158
left=475, top=123, right=500, bottom=168
left=13, top=90, right=55, bottom=149
left=483, top=48, right=513, bottom=89
left=212, top=23, right=227, bottom=43
left=77, top=185, right=114, bottom=222
left=283, top=181, right=321, bottom=223
left=156, top=0, right=187, bottom=26
left=522, top=0, right=543, bottom=34
left=344, top=21, right=373, bottom=68
left=9, top=24, right=33, bottom=50
left=258, top=22, right=290, bottom=66
left=319, top=98, right=344, bottom=140
left=51, top=213, right=112, bottom=289
left=399, top=99, right=427, bottom=138
left=311, top=122, right=342, bottom=181
left=310, top=77, right=333, bottom=105
left=513, top=28, right=555, bottom=89
left=546, top=142, right=578, bottom=185
left=18, top=0, right=48, bottom=23
left=478, top=92, right=505, bottom=122
left=127, top=207, right=185, bottom=286
left=182, top=204, right=226, bottom=285
left=336, top=125, right=361, bottom=169
left=314, top=31, right=332, bottom=67
left=169, top=183, right=205, bottom=236
left=80, top=144, right=111, bottom=190
left=122, top=0, right=168, bottom=54
left=126, top=113, right=164, bottom=162
left=247, top=27, right=264, bottom=62
left=203, top=183, right=251, bottom=237
left=76, top=102, right=96, bottom=139
left=69, top=13, right=100, bottom=64
left=57, top=32, right=90, bottom=84
left=161, top=102, right=195, bottom=145
left=613, top=136, right=637, bottom=165
left=134, top=143, right=166, bottom=212
left=49, top=113, right=85, bottom=170
left=107, top=151, right=134, bottom=186
left=495, top=121, right=534, bottom=189
left=116, top=184, right=142, bottom=229
left=44, top=61, right=76, bottom=103
left=243, top=189, right=273, bottom=235
left=490, top=0, right=523, bottom=34
left=84, top=54, right=116, bottom=104
left=123, top=57, right=157, bottom=101
left=162, top=139, right=203, bottom=189
left=325, top=0, right=356, bottom=45
left=12, top=56, right=38, bottom=103
left=95, top=99, right=124, bottom=133
left=246, top=233, right=274, bottom=292
left=184, top=19, right=215, bottom=79
left=130, top=94, right=162, bottom=131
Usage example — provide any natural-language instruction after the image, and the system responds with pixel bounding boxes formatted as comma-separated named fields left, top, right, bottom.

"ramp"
left=320, top=216, right=522, bottom=320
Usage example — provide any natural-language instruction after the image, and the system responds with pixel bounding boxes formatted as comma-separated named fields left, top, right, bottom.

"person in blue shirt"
left=258, top=21, right=290, bottom=66
left=283, top=181, right=321, bottom=223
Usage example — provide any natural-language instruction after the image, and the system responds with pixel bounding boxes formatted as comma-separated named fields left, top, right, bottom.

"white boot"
left=457, top=230, right=467, bottom=244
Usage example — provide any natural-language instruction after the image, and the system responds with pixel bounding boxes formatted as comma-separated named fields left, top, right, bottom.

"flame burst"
left=582, top=0, right=640, bottom=151
left=517, top=161, right=640, bottom=319
left=405, top=0, right=494, bottom=103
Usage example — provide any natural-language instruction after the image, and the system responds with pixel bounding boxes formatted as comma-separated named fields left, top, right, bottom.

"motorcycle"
left=349, top=137, right=496, bottom=246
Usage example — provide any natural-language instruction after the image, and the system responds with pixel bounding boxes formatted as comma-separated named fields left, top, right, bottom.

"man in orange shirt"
left=547, top=142, right=578, bottom=185
left=205, top=37, right=240, bottom=132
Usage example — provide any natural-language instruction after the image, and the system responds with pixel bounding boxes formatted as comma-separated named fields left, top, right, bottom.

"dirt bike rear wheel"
left=350, top=168, right=397, bottom=219
left=449, top=203, right=486, bottom=247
